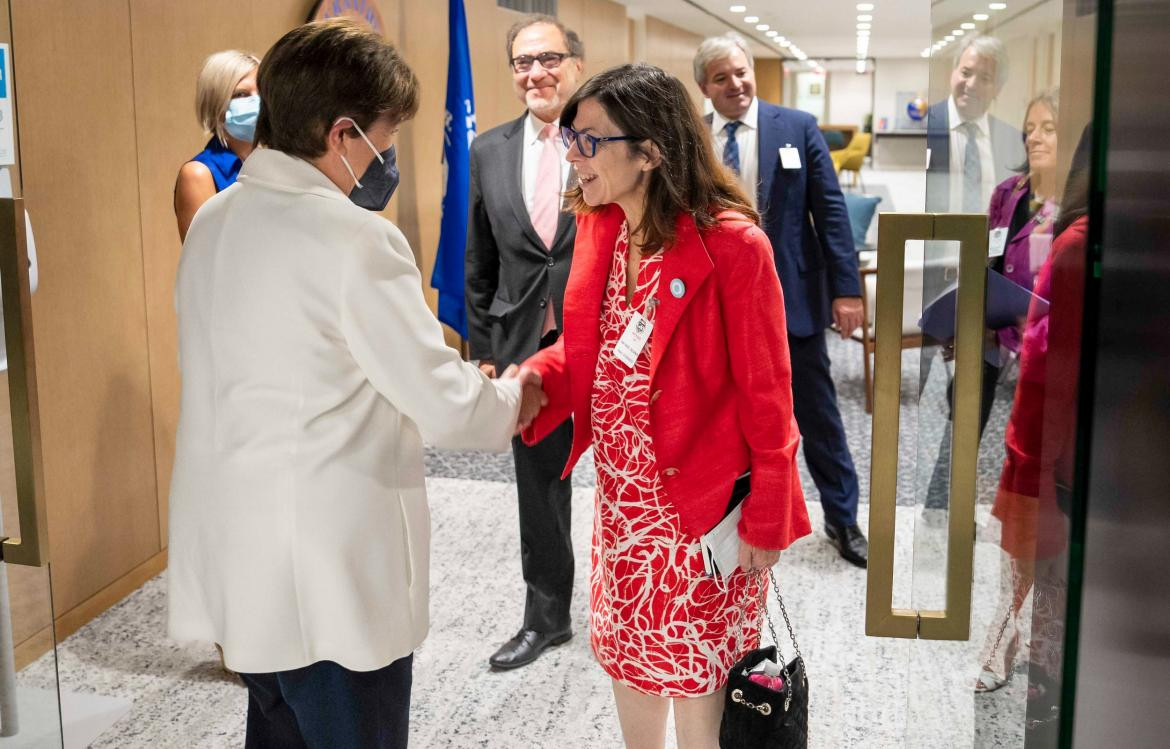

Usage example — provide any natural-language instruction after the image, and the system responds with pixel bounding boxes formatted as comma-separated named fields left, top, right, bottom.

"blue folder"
left=917, top=269, right=1050, bottom=364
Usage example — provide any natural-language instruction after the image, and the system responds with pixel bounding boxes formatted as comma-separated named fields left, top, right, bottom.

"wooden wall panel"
left=644, top=16, right=704, bottom=108
left=756, top=59, right=783, bottom=104
left=11, top=0, right=161, bottom=615
left=579, top=0, right=628, bottom=76
left=126, top=0, right=255, bottom=557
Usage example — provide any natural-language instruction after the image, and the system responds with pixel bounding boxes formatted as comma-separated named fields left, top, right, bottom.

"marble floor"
left=12, top=171, right=1036, bottom=747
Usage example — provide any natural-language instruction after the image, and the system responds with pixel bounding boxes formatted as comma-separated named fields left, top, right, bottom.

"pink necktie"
left=531, top=123, right=561, bottom=249
left=532, top=123, right=560, bottom=336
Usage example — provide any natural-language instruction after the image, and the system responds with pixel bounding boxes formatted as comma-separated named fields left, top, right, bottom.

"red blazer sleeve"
left=714, top=221, right=809, bottom=550
left=519, top=337, right=573, bottom=445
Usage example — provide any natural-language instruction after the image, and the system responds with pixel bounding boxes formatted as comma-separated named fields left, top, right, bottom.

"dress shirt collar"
left=711, top=96, right=759, bottom=134
left=948, top=96, right=990, bottom=138
left=525, top=112, right=561, bottom=146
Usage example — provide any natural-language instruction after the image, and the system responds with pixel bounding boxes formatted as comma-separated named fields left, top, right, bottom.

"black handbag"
left=718, top=570, right=809, bottom=749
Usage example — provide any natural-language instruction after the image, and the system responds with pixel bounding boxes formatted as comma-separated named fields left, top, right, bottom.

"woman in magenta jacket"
left=975, top=93, right=1072, bottom=694
left=518, top=64, right=810, bottom=747
left=986, top=89, right=1061, bottom=358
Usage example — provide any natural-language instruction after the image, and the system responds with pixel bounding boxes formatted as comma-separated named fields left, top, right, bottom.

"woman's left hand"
left=738, top=541, right=781, bottom=573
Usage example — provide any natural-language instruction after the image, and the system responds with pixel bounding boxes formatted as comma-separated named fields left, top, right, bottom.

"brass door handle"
left=0, top=199, right=49, bottom=567
left=865, top=212, right=987, bottom=640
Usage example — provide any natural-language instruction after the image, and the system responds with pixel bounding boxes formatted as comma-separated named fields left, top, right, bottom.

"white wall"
left=826, top=70, right=872, bottom=128
left=873, top=57, right=929, bottom=132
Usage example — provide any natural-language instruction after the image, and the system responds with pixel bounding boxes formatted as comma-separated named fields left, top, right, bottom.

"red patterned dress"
left=589, top=222, right=766, bottom=698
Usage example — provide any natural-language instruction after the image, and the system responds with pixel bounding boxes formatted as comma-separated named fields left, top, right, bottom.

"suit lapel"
left=649, top=214, right=713, bottom=385
left=757, top=102, right=781, bottom=209
left=550, top=166, right=578, bottom=249
left=502, top=114, right=549, bottom=253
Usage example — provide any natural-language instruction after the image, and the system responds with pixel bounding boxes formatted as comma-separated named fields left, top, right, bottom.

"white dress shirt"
left=522, top=111, right=571, bottom=213
left=711, top=97, right=760, bottom=207
left=947, top=96, right=996, bottom=213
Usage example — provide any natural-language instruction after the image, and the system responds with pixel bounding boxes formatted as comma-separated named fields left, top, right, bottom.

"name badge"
left=988, top=226, right=1008, bottom=258
left=779, top=145, right=802, bottom=170
left=614, top=312, right=653, bottom=368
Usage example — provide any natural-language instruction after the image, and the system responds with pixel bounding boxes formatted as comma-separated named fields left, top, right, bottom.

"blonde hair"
left=195, top=50, right=260, bottom=145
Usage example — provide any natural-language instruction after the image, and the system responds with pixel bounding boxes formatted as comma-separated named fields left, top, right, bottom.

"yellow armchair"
left=832, top=133, right=871, bottom=189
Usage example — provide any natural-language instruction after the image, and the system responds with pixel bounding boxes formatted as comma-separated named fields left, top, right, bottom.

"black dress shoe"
left=825, top=522, right=869, bottom=568
left=488, top=628, right=572, bottom=670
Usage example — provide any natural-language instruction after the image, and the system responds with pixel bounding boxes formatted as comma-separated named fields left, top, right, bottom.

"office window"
left=497, top=0, right=557, bottom=14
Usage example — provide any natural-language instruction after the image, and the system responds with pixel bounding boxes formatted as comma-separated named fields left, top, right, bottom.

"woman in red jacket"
left=518, top=63, right=810, bottom=748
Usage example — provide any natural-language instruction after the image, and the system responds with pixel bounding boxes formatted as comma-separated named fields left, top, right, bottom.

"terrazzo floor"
left=12, top=173, right=1037, bottom=747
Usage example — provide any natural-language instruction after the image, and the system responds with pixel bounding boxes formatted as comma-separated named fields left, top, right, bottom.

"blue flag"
left=431, top=0, right=476, bottom=339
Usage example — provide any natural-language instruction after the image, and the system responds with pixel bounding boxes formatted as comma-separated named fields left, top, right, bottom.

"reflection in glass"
left=985, top=125, right=1092, bottom=741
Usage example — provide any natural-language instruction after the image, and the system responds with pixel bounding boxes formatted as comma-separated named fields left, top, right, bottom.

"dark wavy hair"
left=561, top=63, right=758, bottom=253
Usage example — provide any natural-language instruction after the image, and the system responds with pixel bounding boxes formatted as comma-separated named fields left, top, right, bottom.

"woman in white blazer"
left=167, top=20, right=536, bottom=747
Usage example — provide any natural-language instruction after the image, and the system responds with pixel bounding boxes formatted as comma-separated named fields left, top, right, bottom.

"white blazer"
left=167, top=149, right=521, bottom=673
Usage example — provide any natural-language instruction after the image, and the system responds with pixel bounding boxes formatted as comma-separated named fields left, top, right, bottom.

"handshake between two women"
left=492, top=364, right=547, bottom=435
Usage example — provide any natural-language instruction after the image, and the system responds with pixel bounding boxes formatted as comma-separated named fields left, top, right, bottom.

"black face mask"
left=348, top=145, right=399, bottom=212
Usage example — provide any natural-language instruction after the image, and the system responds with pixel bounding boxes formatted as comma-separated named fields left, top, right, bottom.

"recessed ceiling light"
left=744, top=15, right=759, bottom=23
left=989, top=2, right=1007, bottom=8
left=857, top=22, right=872, bottom=29
left=857, top=14, right=873, bottom=21
left=974, top=12, right=990, bottom=20
left=961, top=22, right=976, bottom=29
left=729, top=4, right=747, bottom=11
left=756, top=24, right=770, bottom=30
left=857, top=3, right=874, bottom=10
left=857, top=29, right=871, bottom=35
left=920, top=49, right=931, bottom=58
left=766, top=30, right=779, bottom=37
left=944, top=34, right=954, bottom=41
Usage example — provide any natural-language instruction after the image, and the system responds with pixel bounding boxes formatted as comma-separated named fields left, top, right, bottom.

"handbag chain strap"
left=756, top=568, right=805, bottom=713
left=763, top=569, right=803, bottom=668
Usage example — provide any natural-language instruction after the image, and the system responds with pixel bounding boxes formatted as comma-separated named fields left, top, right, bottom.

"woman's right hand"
left=501, top=365, right=547, bottom=433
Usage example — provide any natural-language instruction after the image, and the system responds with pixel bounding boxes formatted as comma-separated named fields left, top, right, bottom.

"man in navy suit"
left=695, top=34, right=868, bottom=567
left=922, top=35, right=1025, bottom=509
left=926, top=35, right=1025, bottom=214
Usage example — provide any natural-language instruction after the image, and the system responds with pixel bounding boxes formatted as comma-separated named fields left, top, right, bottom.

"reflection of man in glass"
left=927, top=36, right=1025, bottom=213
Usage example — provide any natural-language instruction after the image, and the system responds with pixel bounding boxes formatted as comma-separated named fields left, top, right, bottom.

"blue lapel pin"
left=670, top=278, right=686, bottom=299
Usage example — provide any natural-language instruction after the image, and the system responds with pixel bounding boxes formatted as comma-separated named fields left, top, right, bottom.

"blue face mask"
left=224, top=95, right=260, bottom=142
left=336, top=117, right=400, bottom=212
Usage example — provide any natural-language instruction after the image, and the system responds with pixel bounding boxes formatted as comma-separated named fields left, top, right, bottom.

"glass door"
left=0, top=196, right=62, bottom=747
left=866, top=0, right=1103, bottom=745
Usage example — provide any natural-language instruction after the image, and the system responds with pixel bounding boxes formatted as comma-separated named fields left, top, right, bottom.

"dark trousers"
left=514, top=419, right=575, bottom=632
left=238, top=655, right=412, bottom=749
left=512, top=329, right=575, bottom=633
left=789, top=332, right=860, bottom=527
left=925, top=359, right=1002, bottom=508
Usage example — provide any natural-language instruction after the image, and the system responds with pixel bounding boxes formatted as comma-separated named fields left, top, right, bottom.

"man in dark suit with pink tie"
left=465, top=15, right=585, bottom=669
